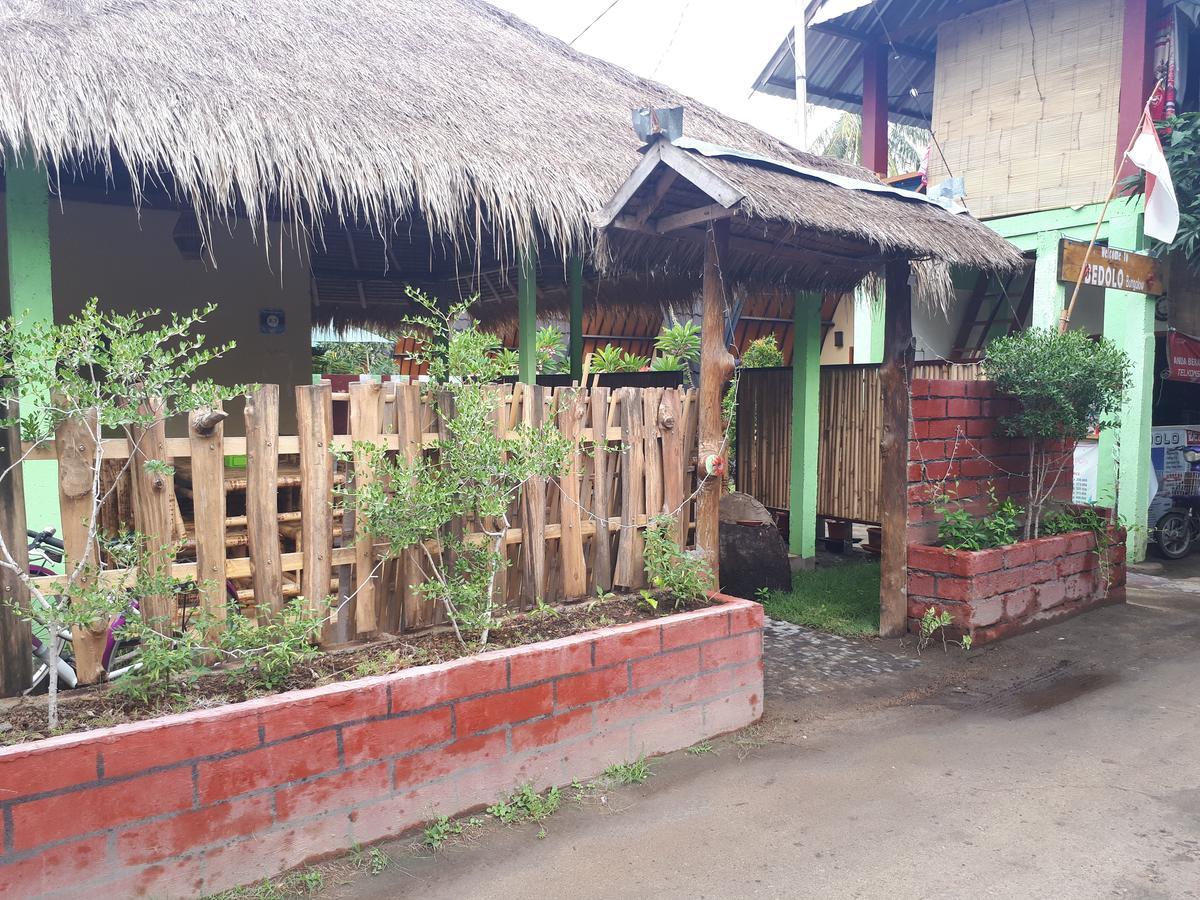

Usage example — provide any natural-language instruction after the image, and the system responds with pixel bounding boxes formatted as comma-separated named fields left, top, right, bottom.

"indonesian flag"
left=1127, top=110, right=1180, bottom=243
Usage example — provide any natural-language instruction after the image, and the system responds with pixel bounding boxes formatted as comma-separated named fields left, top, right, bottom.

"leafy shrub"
left=935, top=490, right=1023, bottom=550
left=644, top=515, right=713, bottom=607
left=591, top=344, right=648, bottom=373
left=742, top=334, right=785, bottom=368
left=218, top=600, right=323, bottom=689
left=984, top=328, right=1129, bottom=538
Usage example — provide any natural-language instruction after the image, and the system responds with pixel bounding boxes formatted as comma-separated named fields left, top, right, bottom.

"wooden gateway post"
left=696, top=219, right=734, bottom=584
left=879, top=259, right=914, bottom=637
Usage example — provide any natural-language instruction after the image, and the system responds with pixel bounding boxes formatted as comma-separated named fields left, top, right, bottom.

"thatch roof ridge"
left=0, top=0, right=874, bottom=264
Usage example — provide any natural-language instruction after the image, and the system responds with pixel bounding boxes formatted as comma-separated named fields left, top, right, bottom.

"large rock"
left=718, top=492, right=791, bottom=599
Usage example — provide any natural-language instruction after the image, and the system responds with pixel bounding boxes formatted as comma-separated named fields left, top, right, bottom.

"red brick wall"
left=907, top=378, right=1074, bottom=545
left=0, top=597, right=762, bottom=899
left=908, top=529, right=1126, bottom=644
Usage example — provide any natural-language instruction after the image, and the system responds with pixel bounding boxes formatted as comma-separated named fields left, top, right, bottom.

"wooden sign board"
left=1057, top=238, right=1164, bottom=296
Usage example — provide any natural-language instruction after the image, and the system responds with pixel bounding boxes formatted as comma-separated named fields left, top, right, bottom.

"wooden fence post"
left=129, top=400, right=174, bottom=631
left=614, top=387, right=646, bottom=589
left=245, top=385, right=283, bottom=621
left=643, top=387, right=664, bottom=520
left=55, top=407, right=105, bottom=683
left=0, top=387, right=32, bottom=697
left=521, top=384, right=548, bottom=603
left=557, top=388, right=587, bottom=598
left=395, top=382, right=429, bottom=630
left=589, top=387, right=613, bottom=591
left=349, top=380, right=382, bottom=635
left=296, top=383, right=334, bottom=634
left=659, top=389, right=686, bottom=547
left=880, top=259, right=914, bottom=638
left=188, top=403, right=228, bottom=640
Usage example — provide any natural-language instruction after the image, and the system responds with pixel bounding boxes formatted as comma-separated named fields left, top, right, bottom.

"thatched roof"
left=0, top=0, right=864, bottom=260
left=0, top=0, right=1019, bottom=323
left=595, top=137, right=1024, bottom=306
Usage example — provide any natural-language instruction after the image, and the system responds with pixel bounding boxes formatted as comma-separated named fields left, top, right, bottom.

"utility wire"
left=571, top=0, right=624, bottom=45
left=651, top=0, right=693, bottom=78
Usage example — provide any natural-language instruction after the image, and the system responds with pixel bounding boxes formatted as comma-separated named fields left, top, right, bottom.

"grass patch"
left=759, top=561, right=880, bottom=636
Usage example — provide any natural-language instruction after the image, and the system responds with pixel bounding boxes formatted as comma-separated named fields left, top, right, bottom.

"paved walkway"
left=315, top=576, right=1200, bottom=900
left=763, top=617, right=917, bottom=698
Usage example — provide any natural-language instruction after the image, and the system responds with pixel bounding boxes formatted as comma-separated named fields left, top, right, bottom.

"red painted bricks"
left=906, top=528, right=1124, bottom=646
left=0, top=595, right=763, bottom=899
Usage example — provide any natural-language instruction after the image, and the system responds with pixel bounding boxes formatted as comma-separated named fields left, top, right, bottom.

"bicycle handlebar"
left=27, top=529, right=65, bottom=552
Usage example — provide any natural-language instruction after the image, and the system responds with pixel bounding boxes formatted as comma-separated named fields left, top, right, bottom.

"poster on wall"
left=1073, top=441, right=1098, bottom=505
left=1167, top=331, right=1200, bottom=383
left=1148, top=426, right=1200, bottom=527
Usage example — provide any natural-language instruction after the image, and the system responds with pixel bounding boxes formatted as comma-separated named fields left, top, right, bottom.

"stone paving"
left=763, top=617, right=918, bottom=698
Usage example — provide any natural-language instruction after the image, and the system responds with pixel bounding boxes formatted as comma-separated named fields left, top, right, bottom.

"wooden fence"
left=4, top=382, right=699, bottom=684
left=736, top=362, right=982, bottom=523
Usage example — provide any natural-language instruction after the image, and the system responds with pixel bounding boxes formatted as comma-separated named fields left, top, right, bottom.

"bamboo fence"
left=736, top=362, right=982, bottom=523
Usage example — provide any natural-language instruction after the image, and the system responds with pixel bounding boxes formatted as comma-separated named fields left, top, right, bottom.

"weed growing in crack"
left=604, top=757, right=652, bottom=784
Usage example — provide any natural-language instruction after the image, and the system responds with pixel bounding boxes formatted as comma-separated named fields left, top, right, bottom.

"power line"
left=571, top=0, right=624, bottom=46
left=651, top=0, right=693, bottom=78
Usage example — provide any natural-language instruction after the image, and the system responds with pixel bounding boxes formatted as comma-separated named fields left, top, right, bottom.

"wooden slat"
left=296, top=384, right=334, bottom=626
left=590, top=387, right=613, bottom=592
left=643, top=387, right=664, bottom=520
left=129, top=401, right=174, bottom=630
left=350, top=380, right=382, bottom=635
left=0, top=388, right=32, bottom=697
left=395, top=383, right=430, bottom=630
left=55, top=408, right=106, bottom=684
left=245, top=385, right=283, bottom=620
left=521, top=385, right=548, bottom=603
left=188, top=403, right=228, bottom=644
left=557, top=388, right=587, bottom=599
left=614, top=388, right=646, bottom=589
left=659, top=389, right=686, bottom=546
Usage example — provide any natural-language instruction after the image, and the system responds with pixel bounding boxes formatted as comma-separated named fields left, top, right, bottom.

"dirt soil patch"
left=0, top=594, right=715, bottom=747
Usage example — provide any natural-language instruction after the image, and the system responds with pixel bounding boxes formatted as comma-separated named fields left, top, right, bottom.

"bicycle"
left=26, top=527, right=239, bottom=694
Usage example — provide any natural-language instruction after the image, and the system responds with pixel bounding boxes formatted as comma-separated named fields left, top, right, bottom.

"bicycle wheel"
left=27, top=565, right=78, bottom=695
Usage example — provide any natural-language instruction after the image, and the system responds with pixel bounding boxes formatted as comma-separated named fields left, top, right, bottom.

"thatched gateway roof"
left=595, top=137, right=1025, bottom=307
left=0, top=0, right=1019, bottom=323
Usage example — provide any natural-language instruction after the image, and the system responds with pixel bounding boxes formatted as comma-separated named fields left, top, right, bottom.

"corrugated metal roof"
left=752, top=0, right=1011, bottom=128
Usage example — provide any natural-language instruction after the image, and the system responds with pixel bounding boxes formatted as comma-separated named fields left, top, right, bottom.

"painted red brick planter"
left=907, top=529, right=1126, bottom=644
left=0, top=596, right=762, bottom=899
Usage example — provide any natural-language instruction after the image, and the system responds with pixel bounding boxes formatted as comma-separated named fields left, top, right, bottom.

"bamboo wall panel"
left=926, top=0, right=1123, bottom=219
left=736, top=363, right=983, bottom=523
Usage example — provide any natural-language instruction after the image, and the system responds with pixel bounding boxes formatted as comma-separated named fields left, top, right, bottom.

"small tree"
left=983, top=328, right=1130, bottom=539
left=349, top=289, right=570, bottom=648
left=0, top=300, right=240, bottom=727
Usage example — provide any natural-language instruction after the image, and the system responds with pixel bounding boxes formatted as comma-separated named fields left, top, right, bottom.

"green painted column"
left=1097, top=212, right=1154, bottom=560
left=568, top=255, right=584, bottom=383
left=517, top=249, right=537, bottom=385
left=4, top=155, right=60, bottom=535
left=790, top=291, right=821, bottom=561
left=1031, top=229, right=1067, bottom=330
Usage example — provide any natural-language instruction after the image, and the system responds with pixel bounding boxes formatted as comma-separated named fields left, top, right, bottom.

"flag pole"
left=1059, top=81, right=1162, bottom=334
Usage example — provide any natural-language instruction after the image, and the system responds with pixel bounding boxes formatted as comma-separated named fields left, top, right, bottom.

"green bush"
left=984, top=328, right=1129, bottom=538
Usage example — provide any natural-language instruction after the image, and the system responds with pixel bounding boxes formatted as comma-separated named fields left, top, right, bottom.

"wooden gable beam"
left=630, top=168, right=679, bottom=229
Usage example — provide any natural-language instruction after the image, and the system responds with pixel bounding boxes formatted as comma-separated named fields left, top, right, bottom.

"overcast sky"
left=489, top=0, right=838, bottom=150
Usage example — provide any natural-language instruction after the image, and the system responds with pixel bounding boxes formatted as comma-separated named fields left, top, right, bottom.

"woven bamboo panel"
left=927, top=0, right=1123, bottom=220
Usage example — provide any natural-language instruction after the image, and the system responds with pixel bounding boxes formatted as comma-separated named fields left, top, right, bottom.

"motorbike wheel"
left=1154, top=511, right=1194, bottom=559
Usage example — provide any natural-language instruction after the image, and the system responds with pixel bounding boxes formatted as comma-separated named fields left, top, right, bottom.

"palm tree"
left=809, top=109, right=930, bottom=176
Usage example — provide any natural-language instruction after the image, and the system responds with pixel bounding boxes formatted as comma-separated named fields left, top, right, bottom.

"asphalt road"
left=316, top=564, right=1200, bottom=899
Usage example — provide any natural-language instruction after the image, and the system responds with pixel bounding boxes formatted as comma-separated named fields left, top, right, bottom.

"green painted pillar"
left=568, top=255, right=584, bottom=383
left=517, top=249, right=537, bottom=385
left=1031, top=229, right=1067, bottom=330
left=1097, top=213, right=1153, bottom=560
left=4, top=155, right=60, bottom=535
left=790, top=291, right=821, bottom=561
